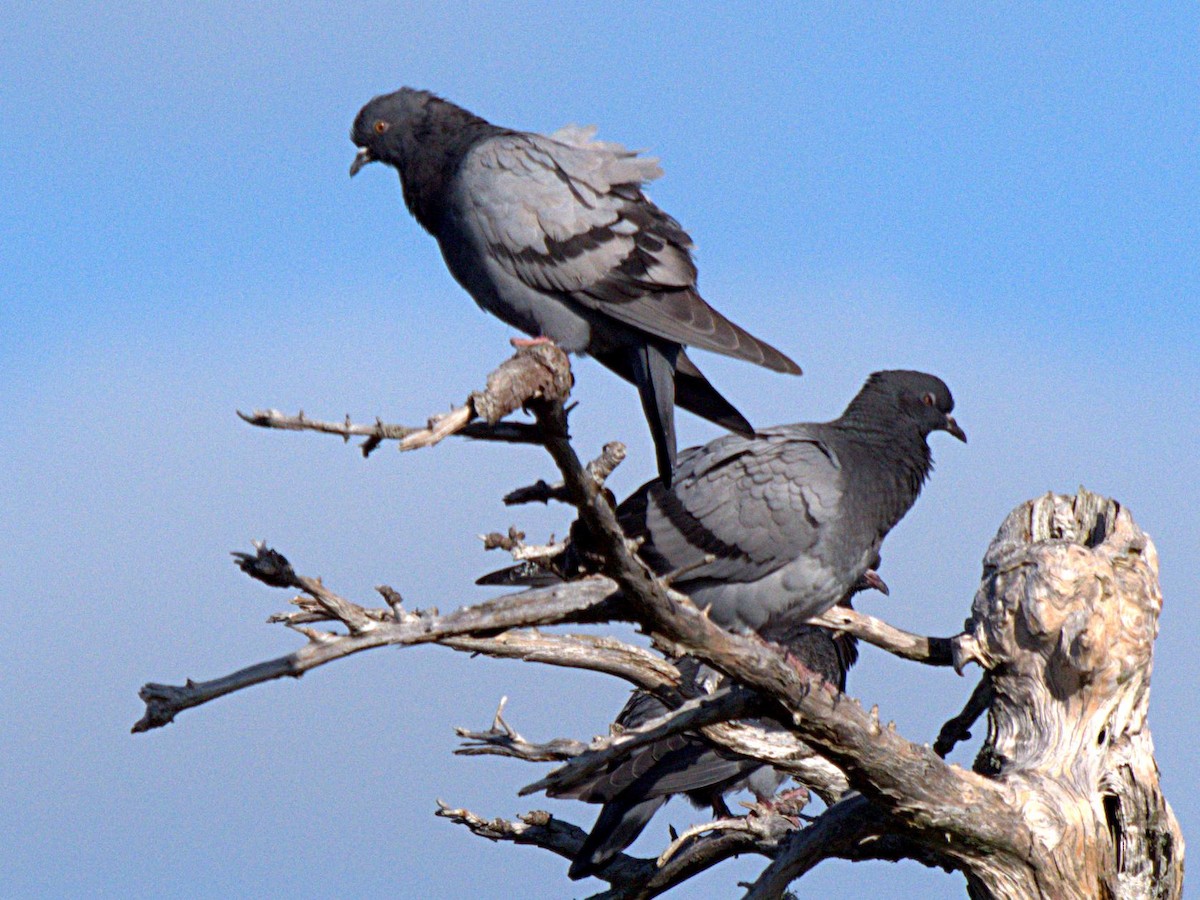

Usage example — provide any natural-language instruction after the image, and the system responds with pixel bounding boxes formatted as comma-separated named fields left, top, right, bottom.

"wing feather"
left=454, top=131, right=799, bottom=370
left=627, top=428, right=843, bottom=586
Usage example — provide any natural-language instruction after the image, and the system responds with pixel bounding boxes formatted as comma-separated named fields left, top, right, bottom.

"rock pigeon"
left=349, top=87, right=802, bottom=485
left=558, top=572, right=877, bottom=880
left=481, top=369, right=965, bottom=638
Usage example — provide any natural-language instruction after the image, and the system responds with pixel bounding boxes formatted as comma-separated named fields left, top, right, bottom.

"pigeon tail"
left=674, top=350, right=756, bottom=437
left=629, top=342, right=679, bottom=486
left=474, top=560, right=562, bottom=587
left=594, top=347, right=755, bottom=451
left=568, top=794, right=667, bottom=880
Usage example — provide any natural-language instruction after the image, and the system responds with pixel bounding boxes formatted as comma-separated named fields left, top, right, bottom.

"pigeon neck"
left=398, top=109, right=502, bottom=233
left=835, top=417, right=934, bottom=520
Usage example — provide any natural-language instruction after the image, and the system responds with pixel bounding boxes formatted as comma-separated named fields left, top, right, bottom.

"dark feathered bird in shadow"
left=349, top=87, right=802, bottom=485
left=557, top=567, right=883, bottom=880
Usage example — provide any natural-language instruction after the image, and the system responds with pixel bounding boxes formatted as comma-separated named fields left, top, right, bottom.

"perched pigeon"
left=559, top=572, right=878, bottom=880
left=349, top=88, right=802, bottom=484
left=481, top=369, right=965, bottom=638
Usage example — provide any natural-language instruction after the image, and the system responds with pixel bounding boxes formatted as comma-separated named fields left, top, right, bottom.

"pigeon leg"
left=743, top=787, right=807, bottom=826
left=509, top=335, right=556, bottom=348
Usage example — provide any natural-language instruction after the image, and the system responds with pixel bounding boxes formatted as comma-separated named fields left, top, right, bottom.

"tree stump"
left=955, top=489, right=1184, bottom=898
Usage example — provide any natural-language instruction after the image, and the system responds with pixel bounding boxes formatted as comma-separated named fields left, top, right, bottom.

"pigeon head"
left=349, top=88, right=439, bottom=176
left=845, top=370, right=966, bottom=443
left=349, top=88, right=496, bottom=229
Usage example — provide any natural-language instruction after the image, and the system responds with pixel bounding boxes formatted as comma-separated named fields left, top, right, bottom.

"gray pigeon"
left=558, top=572, right=877, bottom=880
left=481, top=369, right=964, bottom=638
left=349, top=88, right=802, bottom=485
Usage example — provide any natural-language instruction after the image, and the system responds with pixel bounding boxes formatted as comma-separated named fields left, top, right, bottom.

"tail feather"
left=629, top=342, right=679, bottom=486
left=594, top=346, right=756, bottom=472
left=474, top=560, right=562, bottom=587
left=674, top=350, right=755, bottom=437
left=569, top=795, right=667, bottom=880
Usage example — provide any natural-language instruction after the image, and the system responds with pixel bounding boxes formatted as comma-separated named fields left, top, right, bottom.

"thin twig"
left=238, top=343, right=570, bottom=455
left=503, top=440, right=628, bottom=506
left=133, top=574, right=624, bottom=733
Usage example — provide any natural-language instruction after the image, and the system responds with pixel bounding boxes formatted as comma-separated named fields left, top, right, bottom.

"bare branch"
left=434, top=802, right=589, bottom=860
left=742, top=795, right=885, bottom=899
left=810, top=605, right=958, bottom=667
left=231, top=541, right=299, bottom=588
left=238, top=343, right=571, bottom=455
left=133, top=573, right=624, bottom=733
left=502, top=478, right=567, bottom=506
left=435, top=801, right=794, bottom=900
left=442, top=629, right=681, bottom=697
left=658, top=791, right=809, bottom=868
left=456, top=696, right=589, bottom=762
left=479, top=526, right=567, bottom=564
left=504, top=440, right=628, bottom=506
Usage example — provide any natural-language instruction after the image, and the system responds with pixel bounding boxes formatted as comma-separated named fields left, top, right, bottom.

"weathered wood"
left=951, top=489, right=1184, bottom=898
left=137, top=345, right=1184, bottom=898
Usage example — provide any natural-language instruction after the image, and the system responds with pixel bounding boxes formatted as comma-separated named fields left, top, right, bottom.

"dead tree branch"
left=503, top=441, right=628, bottom=506
left=133, top=572, right=624, bottom=733
left=137, top=348, right=1183, bottom=898
left=237, top=343, right=570, bottom=454
left=810, top=605, right=957, bottom=667
left=934, top=676, right=993, bottom=758
left=435, top=800, right=797, bottom=900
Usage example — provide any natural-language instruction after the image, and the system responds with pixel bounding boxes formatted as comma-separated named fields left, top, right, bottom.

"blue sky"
left=2, top=4, right=1196, bottom=897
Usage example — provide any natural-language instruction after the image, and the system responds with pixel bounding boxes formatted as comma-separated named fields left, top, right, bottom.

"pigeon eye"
left=373, top=120, right=390, bottom=135
left=922, top=392, right=936, bottom=407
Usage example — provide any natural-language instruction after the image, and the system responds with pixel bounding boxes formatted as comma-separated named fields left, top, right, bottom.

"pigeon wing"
left=456, top=131, right=799, bottom=371
left=628, top=428, right=844, bottom=586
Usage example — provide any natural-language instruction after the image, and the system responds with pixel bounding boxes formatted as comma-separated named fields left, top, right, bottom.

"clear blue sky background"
left=3, top=4, right=1196, bottom=897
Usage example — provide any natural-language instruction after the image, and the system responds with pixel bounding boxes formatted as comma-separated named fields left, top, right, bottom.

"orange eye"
left=922, top=392, right=936, bottom=406
left=373, top=120, right=390, bottom=134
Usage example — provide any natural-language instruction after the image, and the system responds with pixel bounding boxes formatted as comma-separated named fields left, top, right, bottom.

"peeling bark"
left=952, top=490, right=1185, bottom=898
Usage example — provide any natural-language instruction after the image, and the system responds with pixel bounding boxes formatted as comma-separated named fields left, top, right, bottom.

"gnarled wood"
left=135, top=346, right=1184, bottom=898
left=951, top=489, right=1184, bottom=898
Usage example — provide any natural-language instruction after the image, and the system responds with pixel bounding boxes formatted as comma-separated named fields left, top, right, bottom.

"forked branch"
left=135, top=348, right=1183, bottom=899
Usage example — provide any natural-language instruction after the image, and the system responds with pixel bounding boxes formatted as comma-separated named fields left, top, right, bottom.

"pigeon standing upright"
left=481, top=369, right=965, bottom=639
left=349, top=88, right=802, bottom=484
left=479, top=369, right=963, bottom=878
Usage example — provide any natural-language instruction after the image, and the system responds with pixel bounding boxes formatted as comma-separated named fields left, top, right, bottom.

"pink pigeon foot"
left=510, top=335, right=556, bottom=348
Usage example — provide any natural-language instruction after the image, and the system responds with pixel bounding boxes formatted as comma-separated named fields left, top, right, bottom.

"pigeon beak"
left=862, top=569, right=890, bottom=596
left=349, top=147, right=375, bottom=177
left=943, top=414, right=967, bottom=443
